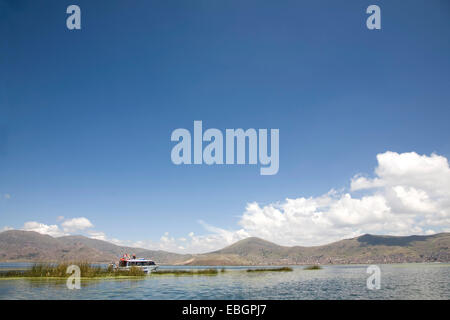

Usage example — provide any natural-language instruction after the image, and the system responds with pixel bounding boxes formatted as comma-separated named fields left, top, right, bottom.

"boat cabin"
left=119, top=258, right=156, bottom=267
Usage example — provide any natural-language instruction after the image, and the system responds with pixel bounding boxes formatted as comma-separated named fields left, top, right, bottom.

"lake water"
left=0, top=263, right=448, bottom=299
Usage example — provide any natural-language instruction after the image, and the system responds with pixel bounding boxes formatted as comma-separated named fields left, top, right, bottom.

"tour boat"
left=114, top=258, right=158, bottom=274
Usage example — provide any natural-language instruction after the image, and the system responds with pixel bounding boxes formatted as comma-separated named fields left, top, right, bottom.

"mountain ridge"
left=1, top=230, right=449, bottom=265
left=0, top=230, right=189, bottom=264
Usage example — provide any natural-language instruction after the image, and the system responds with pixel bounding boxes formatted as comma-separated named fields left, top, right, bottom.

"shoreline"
left=1, top=263, right=449, bottom=281
left=1, top=261, right=449, bottom=266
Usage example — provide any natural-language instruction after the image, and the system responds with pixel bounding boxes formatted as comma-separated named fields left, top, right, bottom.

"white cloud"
left=3, top=194, right=11, bottom=200
left=3, top=216, right=120, bottom=244
left=7, top=151, right=450, bottom=254
left=22, top=221, right=67, bottom=237
left=61, top=217, right=94, bottom=233
left=127, top=228, right=248, bottom=254
left=85, top=230, right=125, bottom=245
left=86, top=230, right=107, bottom=240
left=17, top=217, right=95, bottom=238
left=133, top=151, right=450, bottom=252
left=231, top=151, right=450, bottom=246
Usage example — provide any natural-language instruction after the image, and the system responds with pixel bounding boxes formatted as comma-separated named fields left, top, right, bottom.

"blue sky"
left=1, top=1, right=450, bottom=252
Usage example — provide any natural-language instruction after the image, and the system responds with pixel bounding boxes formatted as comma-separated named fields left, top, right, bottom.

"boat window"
left=118, top=260, right=154, bottom=266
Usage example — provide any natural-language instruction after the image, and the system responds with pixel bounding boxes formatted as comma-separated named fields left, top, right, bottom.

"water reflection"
left=0, top=264, right=448, bottom=300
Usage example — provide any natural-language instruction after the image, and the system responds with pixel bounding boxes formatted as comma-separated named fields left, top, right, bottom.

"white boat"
left=114, top=258, right=158, bottom=274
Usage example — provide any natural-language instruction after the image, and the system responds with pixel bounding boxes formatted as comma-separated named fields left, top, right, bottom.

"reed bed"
left=152, top=269, right=219, bottom=276
left=0, top=262, right=145, bottom=278
left=246, top=267, right=293, bottom=272
left=303, top=265, right=322, bottom=270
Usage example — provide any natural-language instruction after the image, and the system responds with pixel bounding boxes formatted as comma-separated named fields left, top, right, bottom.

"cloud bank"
left=234, top=151, right=450, bottom=246
left=122, top=151, right=450, bottom=253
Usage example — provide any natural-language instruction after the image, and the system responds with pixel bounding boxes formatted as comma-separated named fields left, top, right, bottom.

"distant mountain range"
left=1, top=230, right=449, bottom=265
left=0, top=230, right=189, bottom=264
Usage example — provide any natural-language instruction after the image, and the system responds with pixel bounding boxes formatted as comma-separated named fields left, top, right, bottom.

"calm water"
left=0, top=263, right=448, bottom=300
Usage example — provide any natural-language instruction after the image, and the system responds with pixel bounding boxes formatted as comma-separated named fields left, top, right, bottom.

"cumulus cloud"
left=86, top=230, right=107, bottom=240
left=61, top=217, right=94, bottom=233
left=232, top=151, right=450, bottom=246
left=127, top=228, right=247, bottom=254
left=12, top=217, right=95, bottom=238
left=85, top=230, right=124, bottom=245
left=137, top=151, right=450, bottom=252
left=22, top=221, right=67, bottom=237
left=3, top=151, right=450, bottom=254
left=2, top=216, right=117, bottom=244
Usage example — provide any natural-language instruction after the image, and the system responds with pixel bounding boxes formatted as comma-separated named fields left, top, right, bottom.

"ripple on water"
left=0, top=264, right=449, bottom=300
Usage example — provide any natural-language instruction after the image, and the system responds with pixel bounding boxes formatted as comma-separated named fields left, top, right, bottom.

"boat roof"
left=122, top=258, right=154, bottom=262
